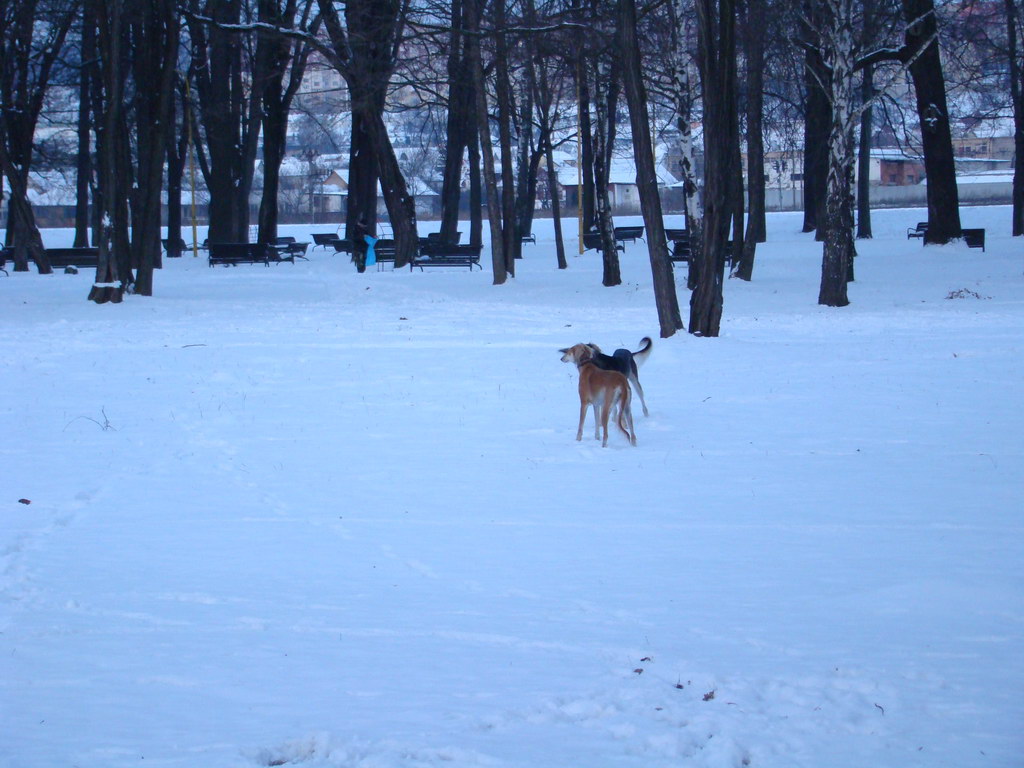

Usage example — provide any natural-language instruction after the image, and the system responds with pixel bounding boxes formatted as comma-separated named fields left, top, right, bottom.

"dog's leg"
left=593, top=402, right=601, bottom=441
left=576, top=398, right=588, bottom=442
left=598, top=393, right=614, bottom=448
left=616, top=386, right=637, bottom=445
left=599, top=399, right=611, bottom=447
left=630, top=369, right=649, bottom=417
left=621, top=392, right=637, bottom=446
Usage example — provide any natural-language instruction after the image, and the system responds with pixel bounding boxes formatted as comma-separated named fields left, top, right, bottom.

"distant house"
left=873, top=149, right=926, bottom=186
left=312, top=167, right=441, bottom=220
left=556, top=153, right=680, bottom=214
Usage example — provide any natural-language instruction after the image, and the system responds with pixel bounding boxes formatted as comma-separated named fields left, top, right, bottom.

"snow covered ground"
left=1, top=206, right=1022, bottom=768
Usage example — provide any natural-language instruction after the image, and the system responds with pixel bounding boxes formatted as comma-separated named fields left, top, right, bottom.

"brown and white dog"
left=560, top=343, right=637, bottom=447
left=584, top=337, right=652, bottom=417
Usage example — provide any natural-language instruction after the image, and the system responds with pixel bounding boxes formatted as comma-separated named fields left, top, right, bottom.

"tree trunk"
left=901, top=0, right=961, bottom=244
left=258, top=113, right=287, bottom=245
left=130, top=0, right=178, bottom=296
left=514, top=72, right=543, bottom=262
left=856, top=61, right=874, bottom=239
left=669, top=0, right=703, bottom=290
left=535, top=54, right=567, bottom=269
left=467, top=118, right=483, bottom=247
left=690, top=0, right=736, bottom=337
left=620, top=0, right=683, bottom=337
left=370, top=110, right=419, bottom=268
left=818, top=0, right=857, bottom=307
left=0, top=0, right=75, bottom=273
left=591, top=56, right=621, bottom=288
left=345, top=114, right=378, bottom=268
left=166, top=85, right=188, bottom=258
left=256, top=1, right=314, bottom=246
left=74, top=12, right=95, bottom=250
left=89, top=0, right=127, bottom=304
left=545, top=133, right=568, bottom=269
left=0, top=156, right=48, bottom=273
left=735, top=0, right=766, bottom=281
left=493, top=0, right=517, bottom=277
left=188, top=0, right=260, bottom=244
left=439, top=0, right=468, bottom=244
left=465, top=0, right=507, bottom=284
left=730, top=138, right=745, bottom=273
left=577, top=66, right=596, bottom=233
left=1006, top=0, right=1023, bottom=236
left=802, top=28, right=829, bottom=235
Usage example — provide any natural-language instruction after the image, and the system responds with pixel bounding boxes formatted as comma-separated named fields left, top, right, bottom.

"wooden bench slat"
left=582, top=232, right=624, bottom=253
left=311, top=233, right=341, bottom=250
left=412, top=243, right=482, bottom=270
left=39, top=247, right=100, bottom=269
left=907, top=221, right=928, bottom=239
left=208, top=243, right=271, bottom=267
left=613, top=226, right=645, bottom=244
left=962, top=228, right=985, bottom=251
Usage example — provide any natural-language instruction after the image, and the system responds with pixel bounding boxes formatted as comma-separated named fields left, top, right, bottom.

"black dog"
left=585, top=337, right=652, bottom=417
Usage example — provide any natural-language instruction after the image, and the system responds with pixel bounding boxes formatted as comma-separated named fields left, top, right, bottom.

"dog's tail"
left=632, top=337, right=653, bottom=368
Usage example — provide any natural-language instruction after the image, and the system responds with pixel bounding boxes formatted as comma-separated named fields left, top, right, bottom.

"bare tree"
left=529, top=8, right=573, bottom=269
left=815, top=0, right=858, bottom=307
left=87, top=0, right=130, bottom=303
left=318, top=0, right=419, bottom=269
left=592, top=53, right=621, bottom=287
left=668, top=0, right=702, bottom=290
left=0, top=0, right=78, bottom=273
left=437, top=0, right=472, bottom=245
left=1006, top=0, right=1023, bottom=236
left=901, top=0, right=961, bottom=244
left=255, top=0, right=318, bottom=246
left=690, top=0, right=737, bottom=336
left=620, top=0, right=683, bottom=337
left=186, top=0, right=262, bottom=245
left=73, top=8, right=97, bottom=249
left=733, top=0, right=767, bottom=281
left=802, top=0, right=949, bottom=306
left=127, top=0, right=181, bottom=296
left=464, top=0, right=508, bottom=283
left=801, top=2, right=829, bottom=237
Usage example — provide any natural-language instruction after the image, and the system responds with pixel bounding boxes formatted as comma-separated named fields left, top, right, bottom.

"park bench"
left=521, top=232, right=536, bottom=244
left=0, top=246, right=9, bottom=275
left=668, top=235, right=738, bottom=267
left=162, top=237, right=190, bottom=257
left=423, top=231, right=461, bottom=245
left=669, top=232, right=691, bottom=265
left=312, top=232, right=341, bottom=251
left=962, top=228, right=985, bottom=251
left=330, top=238, right=354, bottom=256
left=665, top=228, right=688, bottom=243
left=613, top=225, right=645, bottom=245
left=907, top=221, right=928, bottom=239
left=208, top=242, right=271, bottom=267
left=273, top=236, right=310, bottom=260
left=582, top=231, right=624, bottom=253
left=411, top=242, right=482, bottom=271
left=371, top=238, right=397, bottom=269
left=40, top=247, right=100, bottom=270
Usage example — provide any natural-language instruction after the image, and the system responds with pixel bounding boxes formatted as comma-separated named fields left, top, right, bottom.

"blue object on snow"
left=364, top=235, right=378, bottom=267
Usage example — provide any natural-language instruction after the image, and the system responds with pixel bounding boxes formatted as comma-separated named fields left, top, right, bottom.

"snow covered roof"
left=320, top=168, right=436, bottom=197
left=553, top=155, right=678, bottom=188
